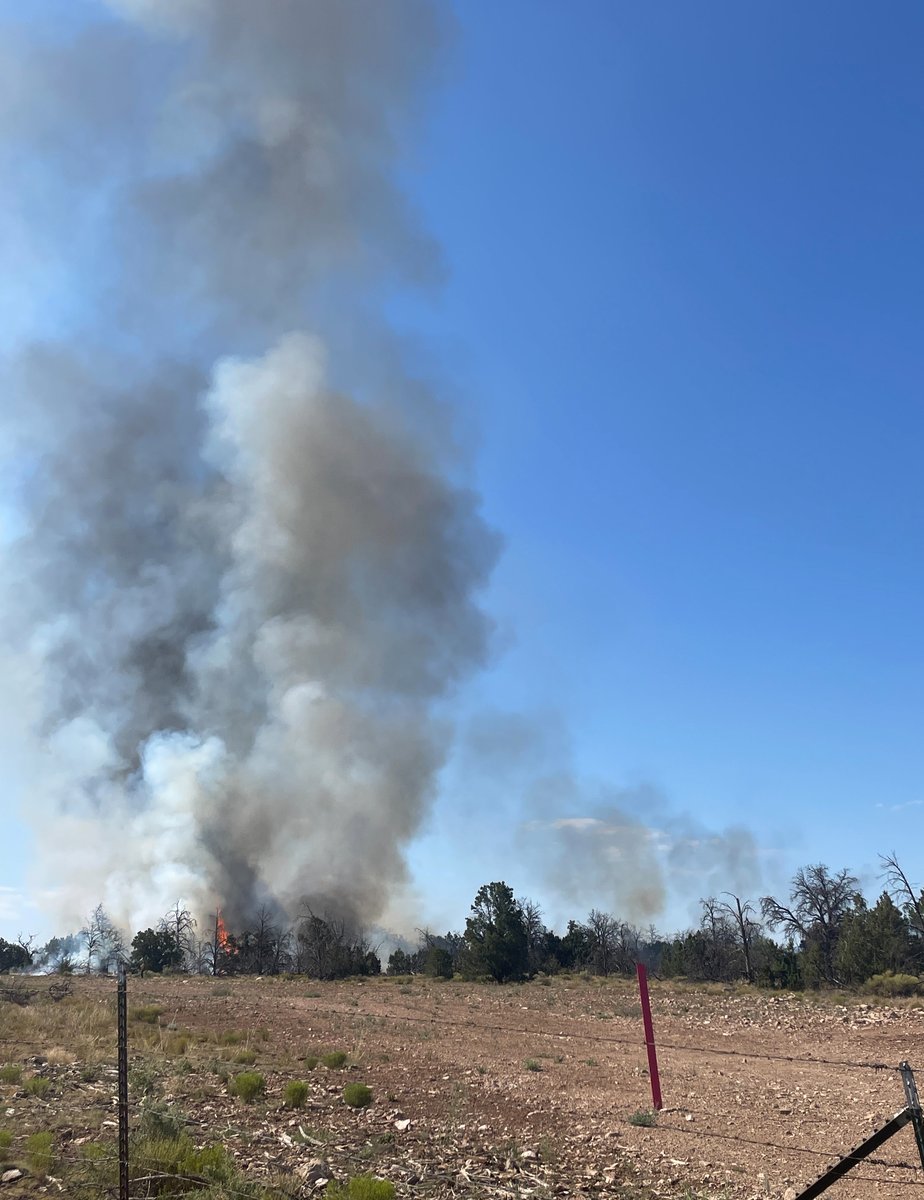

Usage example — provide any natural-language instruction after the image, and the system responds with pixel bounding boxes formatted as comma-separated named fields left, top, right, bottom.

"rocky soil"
left=2, top=975, right=924, bottom=1198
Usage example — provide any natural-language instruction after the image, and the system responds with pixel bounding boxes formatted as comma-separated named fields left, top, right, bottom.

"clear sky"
left=3, top=1, right=924, bottom=941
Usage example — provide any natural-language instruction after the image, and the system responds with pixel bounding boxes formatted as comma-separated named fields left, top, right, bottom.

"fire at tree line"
left=4, top=855, right=924, bottom=994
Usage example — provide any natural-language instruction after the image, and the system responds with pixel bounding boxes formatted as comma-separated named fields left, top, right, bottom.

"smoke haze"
left=0, top=0, right=498, bottom=931
left=459, top=712, right=761, bottom=927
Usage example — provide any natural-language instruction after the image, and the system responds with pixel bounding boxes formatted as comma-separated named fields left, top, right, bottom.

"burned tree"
left=81, top=904, right=125, bottom=974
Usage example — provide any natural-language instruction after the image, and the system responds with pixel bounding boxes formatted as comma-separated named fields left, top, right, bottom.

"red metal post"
left=636, top=962, right=663, bottom=1110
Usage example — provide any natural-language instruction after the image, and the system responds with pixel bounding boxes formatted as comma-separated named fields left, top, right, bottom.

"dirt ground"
left=3, top=973, right=924, bottom=1198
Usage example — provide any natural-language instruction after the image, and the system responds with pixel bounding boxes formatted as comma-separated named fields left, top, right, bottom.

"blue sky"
left=4, top=1, right=924, bottom=941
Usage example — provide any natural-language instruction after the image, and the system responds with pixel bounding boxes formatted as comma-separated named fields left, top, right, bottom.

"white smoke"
left=0, top=1, right=497, bottom=933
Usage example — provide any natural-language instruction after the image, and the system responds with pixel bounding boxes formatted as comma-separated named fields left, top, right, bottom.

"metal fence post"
left=900, top=1061, right=924, bottom=1171
left=636, top=962, right=663, bottom=1110
left=117, top=962, right=129, bottom=1200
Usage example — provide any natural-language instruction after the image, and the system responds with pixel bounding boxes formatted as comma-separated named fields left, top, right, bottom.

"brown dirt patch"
left=2, top=975, right=923, bottom=1197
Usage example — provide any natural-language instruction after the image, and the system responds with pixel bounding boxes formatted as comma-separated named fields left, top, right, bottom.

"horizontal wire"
left=654, top=1119, right=921, bottom=1170
left=304, top=1001, right=900, bottom=1071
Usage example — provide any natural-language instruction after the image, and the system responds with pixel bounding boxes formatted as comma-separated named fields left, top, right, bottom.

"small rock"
left=296, top=1159, right=333, bottom=1190
left=394, top=1119, right=411, bottom=1132
left=784, top=1188, right=797, bottom=1200
left=1, top=1169, right=24, bottom=1185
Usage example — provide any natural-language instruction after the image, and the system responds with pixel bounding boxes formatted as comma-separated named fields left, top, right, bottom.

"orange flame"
left=216, top=909, right=236, bottom=953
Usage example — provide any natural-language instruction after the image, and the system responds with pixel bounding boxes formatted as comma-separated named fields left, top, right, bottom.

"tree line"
left=5, top=853, right=924, bottom=992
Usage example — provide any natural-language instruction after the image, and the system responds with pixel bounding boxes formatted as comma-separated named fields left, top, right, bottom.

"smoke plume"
left=0, top=1, right=498, bottom=930
left=458, top=712, right=761, bottom=927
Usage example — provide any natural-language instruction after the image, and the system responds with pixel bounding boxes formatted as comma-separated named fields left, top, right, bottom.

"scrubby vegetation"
left=342, top=1083, right=373, bottom=1109
left=283, top=1080, right=310, bottom=1109
left=18, top=850, right=924, bottom=995
left=325, top=1176, right=395, bottom=1200
left=25, top=1130, right=54, bottom=1176
left=230, top=1071, right=266, bottom=1103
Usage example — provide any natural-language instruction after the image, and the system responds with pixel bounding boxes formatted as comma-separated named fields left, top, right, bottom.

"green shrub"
left=0, top=1065, right=21, bottom=1084
left=283, top=1080, right=310, bottom=1109
left=0, top=1129, right=11, bottom=1158
left=304, top=1056, right=319, bottom=1070
left=132, top=1134, right=235, bottom=1187
left=219, top=1030, right=243, bottom=1046
left=866, top=971, right=922, bottom=997
left=24, top=1076, right=51, bottom=1098
left=130, top=1004, right=164, bottom=1024
left=525, top=1059, right=542, bottom=1072
left=80, top=1065, right=100, bottom=1083
left=26, top=1131, right=54, bottom=1176
left=234, top=1048, right=257, bottom=1065
left=229, top=1071, right=265, bottom=1103
left=139, top=1100, right=186, bottom=1140
left=343, top=1083, right=373, bottom=1109
left=321, top=1051, right=347, bottom=1069
left=325, top=1174, right=395, bottom=1200
left=628, top=1109, right=657, bottom=1127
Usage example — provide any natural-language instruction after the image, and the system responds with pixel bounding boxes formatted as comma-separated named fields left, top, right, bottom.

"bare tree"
left=158, top=901, right=197, bottom=969
left=698, top=898, right=739, bottom=981
left=585, top=909, right=619, bottom=976
left=80, top=904, right=125, bottom=974
left=16, top=934, right=36, bottom=962
left=612, top=921, right=642, bottom=974
left=880, top=852, right=924, bottom=940
left=761, top=864, right=860, bottom=985
left=718, top=893, right=761, bottom=983
left=238, top=906, right=291, bottom=975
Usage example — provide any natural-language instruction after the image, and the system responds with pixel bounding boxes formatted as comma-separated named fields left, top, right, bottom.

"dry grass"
left=46, top=1046, right=77, bottom=1066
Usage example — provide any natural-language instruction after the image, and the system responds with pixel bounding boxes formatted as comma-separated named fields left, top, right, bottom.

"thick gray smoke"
left=0, top=1, right=498, bottom=931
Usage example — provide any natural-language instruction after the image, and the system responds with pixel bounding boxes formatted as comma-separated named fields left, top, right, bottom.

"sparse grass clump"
left=283, top=1080, right=310, bottom=1109
left=628, top=1109, right=657, bottom=1127
left=525, top=1059, right=542, bottom=1072
left=219, top=1030, right=244, bottom=1046
left=234, top=1048, right=257, bottom=1065
left=229, top=1070, right=265, bottom=1103
left=130, top=1004, right=164, bottom=1024
left=132, top=1134, right=235, bottom=1189
left=24, top=1075, right=52, bottom=1098
left=0, top=1129, right=12, bottom=1159
left=343, top=1082, right=373, bottom=1109
left=0, top=1065, right=21, bottom=1084
left=322, top=1051, right=348, bottom=1069
left=304, top=1056, right=319, bottom=1070
left=25, top=1130, right=54, bottom=1176
left=45, top=1046, right=76, bottom=1066
left=326, top=1174, right=395, bottom=1200
left=163, top=1033, right=189, bottom=1056
left=867, top=971, right=922, bottom=997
